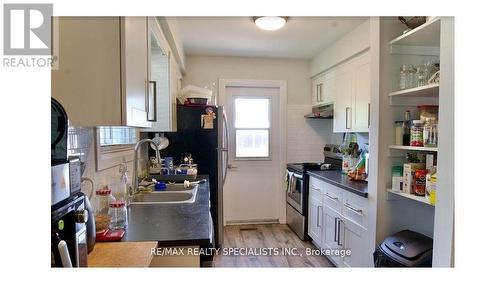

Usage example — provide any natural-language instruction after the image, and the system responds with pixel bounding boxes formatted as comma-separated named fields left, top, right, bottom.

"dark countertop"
left=307, top=170, right=368, bottom=198
left=123, top=175, right=212, bottom=247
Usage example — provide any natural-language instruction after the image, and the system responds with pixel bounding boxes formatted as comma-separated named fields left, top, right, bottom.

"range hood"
left=304, top=104, right=333, bottom=119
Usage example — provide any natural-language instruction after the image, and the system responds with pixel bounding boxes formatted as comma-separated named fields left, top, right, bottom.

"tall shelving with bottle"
left=376, top=17, right=454, bottom=267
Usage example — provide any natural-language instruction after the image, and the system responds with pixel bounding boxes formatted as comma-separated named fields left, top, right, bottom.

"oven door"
left=286, top=170, right=304, bottom=214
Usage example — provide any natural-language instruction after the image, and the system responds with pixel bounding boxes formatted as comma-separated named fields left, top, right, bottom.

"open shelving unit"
left=388, top=145, right=438, bottom=152
left=388, top=83, right=439, bottom=98
left=378, top=16, right=454, bottom=266
left=389, top=18, right=441, bottom=47
left=386, top=189, right=434, bottom=206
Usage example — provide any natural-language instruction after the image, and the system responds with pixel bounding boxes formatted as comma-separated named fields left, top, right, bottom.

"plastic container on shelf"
left=410, top=120, right=424, bottom=147
left=395, top=121, right=404, bottom=145
left=108, top=200, right=128, bottom=230
left=423, top=117, right=438, bottom=147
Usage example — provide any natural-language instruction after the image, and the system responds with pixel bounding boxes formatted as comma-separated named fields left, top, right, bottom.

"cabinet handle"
left=345, top=107, right=352, bottom=129
left=344, top=202, right=363, bottom=214
left=147, top=80, right=157, bottom=122
left=319, top=83, right=323, bottom=102
left=368, top=103, right=371, bottom=128
left=334, top=217, right=338, bottom=242
left=337, top=219, right=343, bottom=246
left=311, top=187, right=321, bottom=192
left=316, top=84, right=320, bottom=102
left=325, top=193, right=339, bottom=201
left=316, top=205, right=321, bottom=227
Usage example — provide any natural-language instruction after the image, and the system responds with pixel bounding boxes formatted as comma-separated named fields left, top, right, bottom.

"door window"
left=233, top=97, right=271, bottom=159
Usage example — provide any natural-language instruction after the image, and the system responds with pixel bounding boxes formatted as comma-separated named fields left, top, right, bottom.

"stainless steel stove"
left=286, top=144, right=342, bottom=240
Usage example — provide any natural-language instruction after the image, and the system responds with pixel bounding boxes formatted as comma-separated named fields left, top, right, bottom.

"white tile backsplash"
left=286, top=105, right=335, bottom=163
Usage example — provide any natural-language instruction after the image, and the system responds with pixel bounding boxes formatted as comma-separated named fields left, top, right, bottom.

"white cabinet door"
left=332, top=64, right=353, bottom=133
left=340, top=217, right=368, bottom=267
left=322, top=70, right=335, bottom=105
left=51, top=17, right=122, bottom=127
left=323, top=197, right=343, bottom=266
left=308, top=194, right=322, bottom=244
left=311, top=76, right=322, bottom=106
left=121, top=17, right=150, bottom=128
left=351, top=52, right=371, bottom=132
left=142, top=17, right=175, bottom=132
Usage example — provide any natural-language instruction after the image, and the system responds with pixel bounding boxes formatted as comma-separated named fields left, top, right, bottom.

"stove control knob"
left=75, top=209, right=88, bottom=223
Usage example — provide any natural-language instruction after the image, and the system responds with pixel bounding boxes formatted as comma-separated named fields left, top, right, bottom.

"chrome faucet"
left=131, top=139, right=160, bottom=196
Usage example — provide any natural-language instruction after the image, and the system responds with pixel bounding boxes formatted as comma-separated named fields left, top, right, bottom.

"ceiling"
left=175, top=17, right=367, bottom=59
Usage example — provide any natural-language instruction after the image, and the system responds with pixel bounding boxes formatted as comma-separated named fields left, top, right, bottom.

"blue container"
left=154, top=182, right=167, bottom=191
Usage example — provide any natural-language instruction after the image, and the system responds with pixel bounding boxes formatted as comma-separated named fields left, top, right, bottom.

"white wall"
left=183, top=55, right=311, bottom=105
left=310, top=19, right=370, bottom=77
left=182, top=55, right=336, bottom=162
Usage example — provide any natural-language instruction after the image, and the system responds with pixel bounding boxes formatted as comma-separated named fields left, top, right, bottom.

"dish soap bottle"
left=118, top=158, right=129, bottom=203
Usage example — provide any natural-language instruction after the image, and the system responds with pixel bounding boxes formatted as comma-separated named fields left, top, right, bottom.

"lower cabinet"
left=308, top=187, right=323, bottom=243
left=340, top=217, right=367, bottom=267
left=323, top=200, right=343, bottom=265
left=307, top=177, right=370, bottom=267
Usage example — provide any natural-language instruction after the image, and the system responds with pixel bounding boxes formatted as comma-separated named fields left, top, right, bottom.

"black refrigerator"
left=150, top=104, right=228, bottom=248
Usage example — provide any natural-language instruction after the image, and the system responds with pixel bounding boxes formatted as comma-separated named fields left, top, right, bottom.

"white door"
left=223, top=86, right=282, bottom=224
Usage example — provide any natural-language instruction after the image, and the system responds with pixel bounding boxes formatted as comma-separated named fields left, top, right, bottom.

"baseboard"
left=225, top=219, right=280, bottom=225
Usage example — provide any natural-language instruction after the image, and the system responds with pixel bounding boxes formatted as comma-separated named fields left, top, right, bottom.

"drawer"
left=309, top=183, right=323, bottom=200
left=342, top=191, right=368, bottom=229
left=309, top=177, right=323, bottom=199
left=323, top=184, right=343, bottom=213
left=309, top=177, right=324, bottom=190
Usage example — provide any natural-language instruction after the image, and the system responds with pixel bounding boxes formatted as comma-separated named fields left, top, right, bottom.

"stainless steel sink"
left=130, top=184, right=198, bottom=205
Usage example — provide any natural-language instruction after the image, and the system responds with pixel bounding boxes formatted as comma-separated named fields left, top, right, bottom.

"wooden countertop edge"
left=88, top=241, right=158, bottom=267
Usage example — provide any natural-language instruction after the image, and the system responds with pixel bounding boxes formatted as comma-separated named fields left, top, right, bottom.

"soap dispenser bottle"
left=118, top=158, right=129, bottom=202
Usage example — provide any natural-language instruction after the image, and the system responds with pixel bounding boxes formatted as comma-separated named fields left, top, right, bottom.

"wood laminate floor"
left=210, top=224, right=333, bottom=267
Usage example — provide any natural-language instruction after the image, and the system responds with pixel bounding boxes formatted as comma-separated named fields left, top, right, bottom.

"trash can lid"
left=383, top=230, right=433, bottom=260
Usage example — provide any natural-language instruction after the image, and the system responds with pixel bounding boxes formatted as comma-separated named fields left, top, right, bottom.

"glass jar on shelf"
left=423, top=117, right=438, bottom=147
left=410, top=120, right=424, bottom=147
left=399, top=65, right=408, bottom=90
left=108, top=200, right=128, bottom=230
left=407, top=65, right=417, bottom=88
left=94, top=187, right=115, bottom=232
left=416, top=65, right=427, bottom=87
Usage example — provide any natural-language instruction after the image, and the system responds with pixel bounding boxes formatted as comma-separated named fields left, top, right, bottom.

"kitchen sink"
left=130, top=184, right=198, bottom=205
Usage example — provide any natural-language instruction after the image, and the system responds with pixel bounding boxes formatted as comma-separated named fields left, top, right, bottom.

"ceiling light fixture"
left=253, top=16, right=288, bottom=31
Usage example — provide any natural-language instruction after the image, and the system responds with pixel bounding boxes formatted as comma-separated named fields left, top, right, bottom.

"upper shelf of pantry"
left=389, top=18, right=441, bottom=47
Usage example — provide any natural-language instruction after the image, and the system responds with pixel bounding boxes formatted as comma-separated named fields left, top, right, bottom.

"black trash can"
left=374, top=229, right=433, bottom=267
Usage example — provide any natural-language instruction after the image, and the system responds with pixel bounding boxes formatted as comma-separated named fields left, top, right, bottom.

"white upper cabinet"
left=332, top=50, right=371, bottom=133
left=52, top=17, right=123, bottom=127
left=121, top=17, right=149, bottom=128
left=351, top=51, right=371, bottom=132
left=311, top=75, right=323, bottom=106
left=333, top=62, right=353, bottom=133
left=52, top=17, right=178, bottom=129
left=141, top=17, right=176, bottom=132
left=311, top=70, right=335, bottom=106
